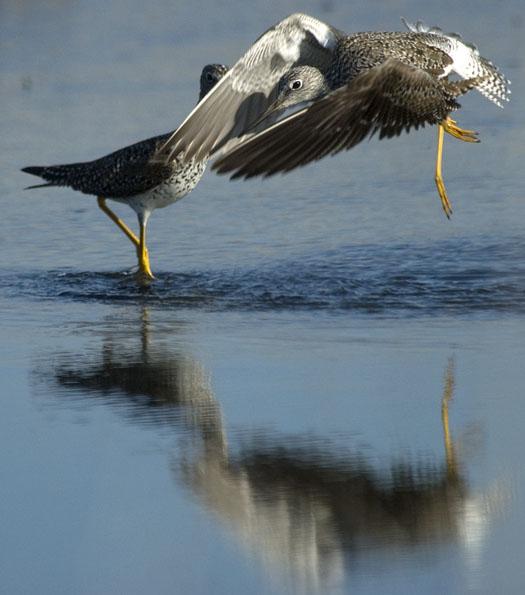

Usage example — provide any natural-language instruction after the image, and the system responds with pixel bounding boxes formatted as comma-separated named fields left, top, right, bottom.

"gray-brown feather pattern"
left=152, top=14, right=341, bottom=164
left=214, top=59, right=482, bottom=179
left=327, top=33, right=453, bottom=87
left=23, top=133, right=175, bottom=198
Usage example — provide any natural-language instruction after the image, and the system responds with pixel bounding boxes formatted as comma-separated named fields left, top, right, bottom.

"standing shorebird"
left=22, top=64, right=228, bottom=281
left=154, top=14, right=509, bottom=218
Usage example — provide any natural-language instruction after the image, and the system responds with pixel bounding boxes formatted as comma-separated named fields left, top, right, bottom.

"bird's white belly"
left=113, top=160, right=207, bottom=215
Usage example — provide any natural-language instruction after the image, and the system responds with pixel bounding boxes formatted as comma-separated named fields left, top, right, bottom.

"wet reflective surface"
left=5, top=304, right=525, bottom=594
left=2, top=0, right=525, bottom=593
left=2, top=235, right=525, bottom=313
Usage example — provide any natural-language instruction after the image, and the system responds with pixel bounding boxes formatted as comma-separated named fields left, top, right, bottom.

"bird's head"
left=250, top=66, right=330, bottom=130
left=199, top=63, right=229, bottom=100
left=274, top=65, right=330, bottom=109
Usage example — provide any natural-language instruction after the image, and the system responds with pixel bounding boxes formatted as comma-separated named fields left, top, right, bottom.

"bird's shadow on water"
left=3, top=237, right=525, bottom=316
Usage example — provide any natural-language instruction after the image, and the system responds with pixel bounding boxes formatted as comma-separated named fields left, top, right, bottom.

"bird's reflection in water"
left=44, top=310, right=504, bottom=591
left=181, top=360, right=502, bottom=590
left=51, top=309, right=225, bottom=450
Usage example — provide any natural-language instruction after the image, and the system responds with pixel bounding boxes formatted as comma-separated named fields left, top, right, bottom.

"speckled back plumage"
left=326, top=30, right=510, bottom=107
left=23, top=63, right=229, bottom=201
left=23, top=133, right=174, bottom=198
left=327, top=33, right=453, bottom=87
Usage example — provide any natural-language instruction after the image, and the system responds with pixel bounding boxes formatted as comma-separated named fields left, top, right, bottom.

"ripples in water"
left=2, top=238, right=524, bottom=315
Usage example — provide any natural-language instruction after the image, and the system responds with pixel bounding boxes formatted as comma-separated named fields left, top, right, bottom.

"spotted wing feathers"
left=213, top=59, right=480, bottom=179
left=402, top=17, right=510, bottom=107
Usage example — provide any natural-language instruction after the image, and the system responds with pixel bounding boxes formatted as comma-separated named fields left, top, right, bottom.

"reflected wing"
left=213, top=59, right=478, bottom=179
left=152, top=13, right=340, bottom=164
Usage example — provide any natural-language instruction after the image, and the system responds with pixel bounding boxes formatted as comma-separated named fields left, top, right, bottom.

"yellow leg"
left=434, top=117, right=480, bottom=219
left=97, top=197, right=140, bottom=246
left=138, top=218, right=154, bottom=280
left=442, top=117, right=479, bottom=143
left=435, top=123, right=453, bottom=219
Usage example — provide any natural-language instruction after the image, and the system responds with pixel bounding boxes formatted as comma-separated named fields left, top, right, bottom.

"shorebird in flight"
left=154, top=14, right=509, bottom=218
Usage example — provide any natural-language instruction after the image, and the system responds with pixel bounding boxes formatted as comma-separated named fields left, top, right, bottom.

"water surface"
left=1, top=1, right=525, bottom=593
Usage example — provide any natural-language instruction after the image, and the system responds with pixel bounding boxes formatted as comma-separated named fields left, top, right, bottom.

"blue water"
left=1, top=1, right=525, bottom=593
left=2, top=235, right=525, bottom=314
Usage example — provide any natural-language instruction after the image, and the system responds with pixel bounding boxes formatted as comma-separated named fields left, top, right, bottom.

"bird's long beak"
left=248, top=98, right=288, bottom=132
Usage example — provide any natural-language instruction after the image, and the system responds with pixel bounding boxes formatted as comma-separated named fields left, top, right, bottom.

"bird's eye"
left=290, top=79, right=303, bottom=90
left=206, top=73, right=214, bottom=82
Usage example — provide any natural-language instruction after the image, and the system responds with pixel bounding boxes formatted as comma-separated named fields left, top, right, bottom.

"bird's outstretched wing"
left=213, top=59, right=482, bottom=179
left=152, top=13, right=340, bottom=164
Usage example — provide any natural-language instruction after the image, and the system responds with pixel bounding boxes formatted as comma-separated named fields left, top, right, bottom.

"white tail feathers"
left=401, top=17, right=511, bottom=107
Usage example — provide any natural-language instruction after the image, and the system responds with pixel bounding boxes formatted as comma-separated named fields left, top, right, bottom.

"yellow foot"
left=135, top=269, right=155, bottom=285
left=443, top=117, right=480, bottom=143
left=136, top=216, right=154, bottom=282
left=135, top=246, right=155, bottom=281
left=435, top=174, right=453, bottom=219
left=135, top=264, right=155, bottom=285
left=137, top=267, right=155, bottom=281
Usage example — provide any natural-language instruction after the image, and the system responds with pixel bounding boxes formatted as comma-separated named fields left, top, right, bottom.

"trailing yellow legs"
left=97, top=197, right=154, bottom=281
left=435, top=117, right=479, bottom=219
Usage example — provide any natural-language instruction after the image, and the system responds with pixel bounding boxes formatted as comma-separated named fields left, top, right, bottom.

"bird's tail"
left=402, top=18, right=511, bottom=107
left=21, top=164, right=87, bottom=190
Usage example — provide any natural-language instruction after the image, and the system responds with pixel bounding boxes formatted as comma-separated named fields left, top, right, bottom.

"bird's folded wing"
left=102, top=161, right=176, bottom=198
left=213, top=59, right=466, bottom=179
left=151, top=13, right=340, bottom=164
